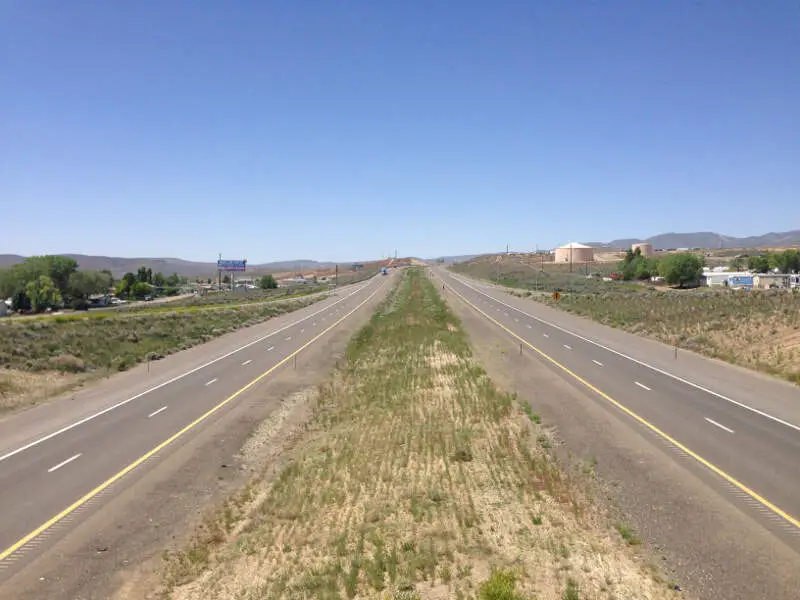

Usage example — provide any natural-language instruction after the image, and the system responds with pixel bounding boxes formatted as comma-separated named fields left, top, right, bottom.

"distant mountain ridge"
left=589, top=230, right=800, bottom=250
left=0, top=254, right=336, bottom=277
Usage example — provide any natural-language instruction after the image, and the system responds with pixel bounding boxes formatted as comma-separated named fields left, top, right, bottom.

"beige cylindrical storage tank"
left=631, top=242, right=654, bottom=257
left=554, top=242, right=594, bottom=264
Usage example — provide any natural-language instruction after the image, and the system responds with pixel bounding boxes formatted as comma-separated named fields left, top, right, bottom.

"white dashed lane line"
left=148, top=406, right=167, bottom=418
left=634, top=381, right=651, bottom=391
left=205, top=378, right=217, bottom=386
left=592, top=359, right=604, bottom=367
left=242, top=359, right=252, bottom=366
left=267, top=346, right=275, bottom=352
left=563, top=344, right=572, bottom=350
left=526, top=324, right=532, bottom=329
left=285, top=337, right=292, bottom=341
left=47, top=453, right=82, bottom=473
left=705, top=417, right=735, bottom=434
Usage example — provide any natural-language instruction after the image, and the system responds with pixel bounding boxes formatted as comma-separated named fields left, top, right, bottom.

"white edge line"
left=0, top=278, right=380, bottom=464
left=634, top=381, right=651, bottom=391
left=705, top=417, right=735, bottom=434
left=148, top=406, right=168, bottom=418
left=448, top=273, right=800, bottom=434
left=47, top=453, right=82, bottom=473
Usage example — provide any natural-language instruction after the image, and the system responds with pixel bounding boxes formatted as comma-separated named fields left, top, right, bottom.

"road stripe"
left=47, top=454, right=82, bottom=474
left=267, top=346, right=274, bottom=352
left=147, top=406, right=167, bottom=418
left=241, top=359, right=252, bottom=366
left=447, top=273, right=800, bottom=434
left=705, top=417, right=734, bottom=434
left=0, top=276, right=389, bottom=563
left=0, top=279, right=378, bottom=465
left=634, top=381, right=651, bottom=391
left=592, top=360, right=604, bottom=367
left=543, top=333, right=549, bottom=338
left=563, top=344, right=572, bottom=350
left=285, top=336, right=292, bottom=341
left=441, top=276, right=800, bottom=531
left=205, top=378, right=217, bottom=386
left=526, top=324, right=532, bottom=328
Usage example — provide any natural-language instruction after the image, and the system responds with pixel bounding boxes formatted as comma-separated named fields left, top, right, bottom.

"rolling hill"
left=598, top=230, right=800, bottom=250
left=0, top=254, right=337, bottom=278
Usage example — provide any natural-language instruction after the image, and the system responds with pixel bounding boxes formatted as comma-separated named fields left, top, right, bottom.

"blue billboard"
left=217, top=259, right=247, bottom=272
left=728, top=275, right=753, bottom=287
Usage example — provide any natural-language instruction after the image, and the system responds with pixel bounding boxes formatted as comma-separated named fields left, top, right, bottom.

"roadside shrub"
left=48, top=354, right=86, bottom=373
left=478, top=569, right=525, bottom=600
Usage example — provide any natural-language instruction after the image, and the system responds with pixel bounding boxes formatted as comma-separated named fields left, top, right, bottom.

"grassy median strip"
left=162, top=269, right=676, bottom=600
left=0, top=294, right=324, bottom=413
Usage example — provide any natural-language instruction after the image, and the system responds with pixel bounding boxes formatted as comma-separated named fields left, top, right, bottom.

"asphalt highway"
left=436, top=268, right=800, bottom=539
left=0, top=273, right=391, bottom=573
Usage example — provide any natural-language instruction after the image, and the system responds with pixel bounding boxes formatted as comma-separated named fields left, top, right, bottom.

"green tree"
left=20, top=256, right=78, bottom=294
left=152, top=271, right=166, bottom=287
left=259, top=274, right=278, bottom=289
left=769, top=249, right=800, bottom=273
left=11, top=290, right=31, bottom=312
left=136, top=266, right=154, bottom=283
left=166, top=272, right=181, bottom=287
left=0, top=268, right=21, bottom=299
left=117, top=272, right=138, bottom=298
left=730, top=257, right=744, bottom=271
left=634, top=257, right=659, bottom=280
left=222, top=274, right=231, bottom=284
left=130, top=282, right=153, bottom=299
left=747, top=255, right=770, bottom=273
left=2, top=256, right=77, bottom=298
left=68, top=270, right=112, bottom=302
left=26, top=275, right=62, bottom=312
left=658, top=253, right=703, bottom=288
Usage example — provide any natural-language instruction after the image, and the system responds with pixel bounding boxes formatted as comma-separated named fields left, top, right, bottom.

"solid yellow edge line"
left=444, top=277, right=800, bottom=530
left=0, top=278, right=388, bottom=562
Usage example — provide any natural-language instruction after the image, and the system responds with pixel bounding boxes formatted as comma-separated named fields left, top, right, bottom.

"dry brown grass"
left=162, top=269, right=680, bottom=600
left=0, top=369, right=92, bottom=412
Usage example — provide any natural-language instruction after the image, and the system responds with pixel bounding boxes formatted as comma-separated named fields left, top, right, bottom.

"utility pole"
left=218, top=253, right=222, bottom=290
left=335, top=264, right=339, bottom=289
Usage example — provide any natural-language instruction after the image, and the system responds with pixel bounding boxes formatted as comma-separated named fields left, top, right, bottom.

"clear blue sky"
left=2, top=1, right=798, bottom=262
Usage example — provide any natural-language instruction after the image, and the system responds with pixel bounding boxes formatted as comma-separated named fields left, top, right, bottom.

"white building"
left=702, top=271, right=754, bottom=287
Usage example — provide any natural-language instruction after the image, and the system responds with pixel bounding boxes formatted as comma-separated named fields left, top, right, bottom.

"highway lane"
left=0, top=272, right=392, bottom=568
left=435, top=268, right=800, bottom=537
